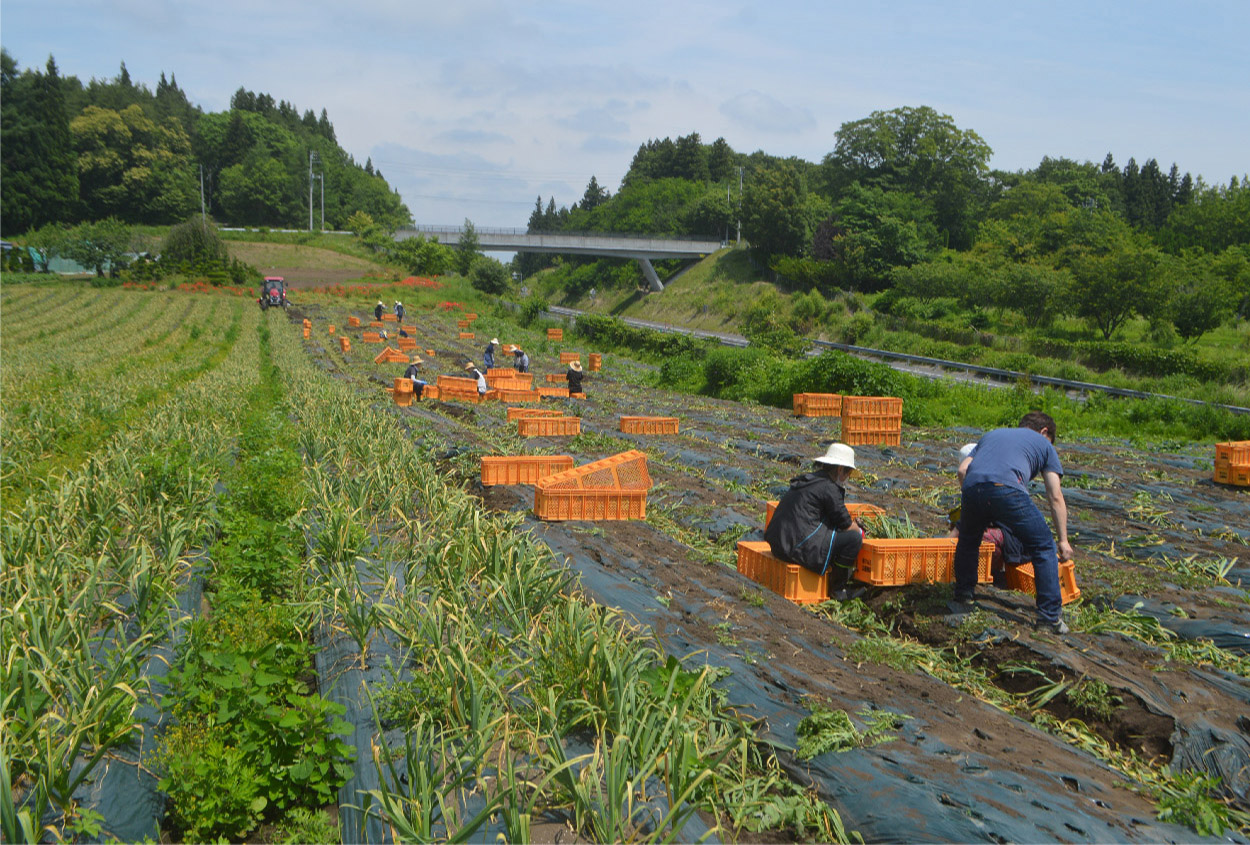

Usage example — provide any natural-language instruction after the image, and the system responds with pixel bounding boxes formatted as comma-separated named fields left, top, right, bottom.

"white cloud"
left=718, top=90, right=817, bottom=135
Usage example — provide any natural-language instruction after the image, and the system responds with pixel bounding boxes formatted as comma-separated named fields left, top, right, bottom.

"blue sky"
left=4, top=0, right=1247, bottom=229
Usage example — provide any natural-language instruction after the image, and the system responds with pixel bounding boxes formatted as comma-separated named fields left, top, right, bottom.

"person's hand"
left=1057, top=540, right=1074, bottom=562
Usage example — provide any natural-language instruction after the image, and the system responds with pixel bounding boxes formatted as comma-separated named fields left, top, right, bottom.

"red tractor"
left=259, top=276, right=288, bottom=309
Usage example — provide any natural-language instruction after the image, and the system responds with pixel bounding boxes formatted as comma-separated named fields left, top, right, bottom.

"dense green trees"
left=0, top=53, right=410, bottom=235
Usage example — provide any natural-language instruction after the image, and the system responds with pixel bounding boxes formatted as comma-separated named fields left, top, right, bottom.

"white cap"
left=814, top=442, right=856, bottom=470
left=960, top=443, right=977, bottom=459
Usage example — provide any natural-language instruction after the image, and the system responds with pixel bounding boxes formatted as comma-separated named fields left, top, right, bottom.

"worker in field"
left=566, top=360, right=585, bottom=395
left=484, top=338, right=498, bottom=369
left=465, top=362, right=489, bottom=395
left=403, top=356, right=428, bottom=399
left=395, top=300, right=405, bottom=322
left=764, top=443, right=866, bottom=601
left=375, top=300, right=385, bottom=321
left=949, top=412, right=1072, bottom=634
left=949, top=443, right=1026, bottom=588
left=513, top=346, right=529, bottom=374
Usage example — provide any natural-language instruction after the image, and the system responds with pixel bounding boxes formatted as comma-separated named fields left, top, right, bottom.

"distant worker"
left=395, top=300, right=405, bottom=322
left=374, top=300, right=384, bottom=321
left=403, top=356, right=428, bottom=399
left=949, top=412, right=1072, bottom=634
left=949, top=443, right=1026, bottom=588
left=566, top=360, right=585, bottom=395
left=465, top=362, right=489, bottom=395
left=513, top=347, right=529, bottom=374
left=484, top=338, right=499, bottom=369
left=764, top=443, right=866, bottom=601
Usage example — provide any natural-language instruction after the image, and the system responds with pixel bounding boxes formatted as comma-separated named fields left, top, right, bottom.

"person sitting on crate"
left=948, top=443, right=1026, bottom=588
left=395, top=300, right=405, bottom=322
left=949, top=412, right=1073, bottom=634
left=484, top=338, right=498, bottom=369
left=764, top=443, right=866, bottom=601
left=566, top=360, right=585, bottom=395
left=513, top=347, right=530, bottom=374
left=375, top=300, right=385, bottom=321
left=404, top=356, right=428, bottom=399
left=465, top=362, right=489, bottom=395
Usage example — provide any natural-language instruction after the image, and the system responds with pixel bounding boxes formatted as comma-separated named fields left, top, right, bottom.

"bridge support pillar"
left=637, top=258, right=664, bottom=292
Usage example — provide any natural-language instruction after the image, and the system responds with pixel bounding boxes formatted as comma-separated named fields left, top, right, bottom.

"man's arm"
left=957, top=456, right=973, bottom=484
left=1042, top=470, right=1073, bottom=561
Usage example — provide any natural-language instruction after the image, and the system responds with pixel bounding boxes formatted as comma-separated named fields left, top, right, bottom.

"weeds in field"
left=795, top=703, right=911, bottom=760
left=1127, top=491, right=1174, bottom=526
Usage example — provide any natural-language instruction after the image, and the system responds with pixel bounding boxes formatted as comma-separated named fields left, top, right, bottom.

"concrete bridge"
left=394, top=225, right=724, bottom=291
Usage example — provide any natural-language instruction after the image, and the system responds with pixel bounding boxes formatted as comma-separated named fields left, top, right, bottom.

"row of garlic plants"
left=151, top=314, right=354, bottom=843
left=274, top=317, right=854, bottom=842
left=1, top=294, right=261, bottom=843
left=0, top=287, right=153, bottom=351
left=1, top=294, right=244, bottom=510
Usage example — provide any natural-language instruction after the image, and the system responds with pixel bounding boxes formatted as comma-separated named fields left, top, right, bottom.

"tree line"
left=523, top=109, right=1248, bottom=341
left=0, top=52, right=411, bottom=236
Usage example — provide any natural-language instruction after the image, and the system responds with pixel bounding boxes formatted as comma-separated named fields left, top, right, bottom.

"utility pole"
left=736, top=166, right=743, bottom=245
left=319, top=173, right=325, bottom=231
left=308, top=151, right=315, bottom=232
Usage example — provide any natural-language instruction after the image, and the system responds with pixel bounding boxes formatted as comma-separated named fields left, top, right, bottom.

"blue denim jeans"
left=955, top=482, right=1062, bottom=623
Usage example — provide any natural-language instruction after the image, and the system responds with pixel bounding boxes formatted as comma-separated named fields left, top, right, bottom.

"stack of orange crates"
left=793, top=393, right=842, bottom=417
left=547, top=328, right=564, bottom=341
left=465, top=313, right=478, bottom=322
left=381, top=313, right=398, bottom=322
left=533, top=450, right=650, bottom=520
left=401, top=324, right=417, bottom=334
left=328, top=324, right=336, bottom=335
left=373, top=347, right=410, bottom=364
left=362, top=331, right=382, bottom=343
left=347, top=316, right=361, bottom=327
left=841, top=396, right=903, bottom=446
left=481, top=455, right=575, bottom=486
left=392, top=378, right=414, bottom=407
left=588, top=353, right=602, bottom=371
left=1215, top=441, right=1250, bottom=486
left=619, top=416, right=679, bottom=435
left=1004, top=561, right=1082, bottom=604
left=459, top=332, right=475, bottom=339
left=339, top=337, right=351, bottom=353
left=397, top=337, right=417, bottom=351
left=457, top=319, right=471, bottom=328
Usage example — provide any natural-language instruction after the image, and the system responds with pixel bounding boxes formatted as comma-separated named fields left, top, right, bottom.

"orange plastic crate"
left=370, top=320, right=385, bottom=328
left=487, top=367, right=516, bottom=378
left=374, top=347, right=409, bottom=364
left=381, top=314, right=398, bottom=322
left=481, top=455, right=576, bottom=486
left=1215, top=441, right=1250, bottom=465
left=545, top=373, right=568, bottom=383
left=339, top=337, right=351, bottom=353
left=458, top=319, right=471, bottom=328
left=517, top=416, right=581, bottom=436
left=437, top=375, right=479, bottom=389
left=793, top=393, right=842, bottom=417
left=393, top=390, right=413, bottom=407
left=497, top=388, right=541, bottom=402
left=533, top=488, right=647, bottom=520
left=302, top=328, right=310, bottom=338
left=328, top=324, right=336, bottom=335
left=465, top=313, right=478, bottom=321
left=347, top=316, right=361, bottom=327
left=854, top=538, right=993, bottom=586
left=547, top=328, right=564, bottom=341
left=362, top=331, right=382, bottom=343
left=1004, top=561, right=1082, bottom=605
left=1214, top=462, right=1250, bottom=486
left=426, top=349, right=437, bottom=356
left=401, top=324, right=416, bottom=334
left=842, top=396, right=903, bottom=416
left=619, top=416, right=680, bottom=435
left=559, top=352, right=581, bottom=364
left=764, top=500, right=884, bottom=529
left=420, top=385, right=440, bottom=400
left=841, top=414, right=903, bottom=433
left=569, top=392, right=586, bottom=399
left=441, top=387, right=496, bottom=404
left=736, top=541, right=829, bottom=605
left=489, top=378, right=529, bottom=391
left=303, top=318, right=312, bottom=328
left=393, top=377, right=413, bottom=394
left=538, top=387, right=570, bottom=398
left=537, top=450, right=649, bottom=491
left=842, top=430, right=902, bottom=446
left=588, top=353, right=602, bottom=371
left=459, top=332, right=475, bottom=339
left=397, top=337, right=417, bottom=350
left=507, top=407, right=565, bottom=421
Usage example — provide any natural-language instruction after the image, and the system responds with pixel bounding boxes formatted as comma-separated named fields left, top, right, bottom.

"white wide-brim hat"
left=814, top=442, right=856, bottom=470
left=960, top=443, right=977, bottom=459
left=569, top=361, right=583, bottom=371
left=491, top=338, right=499, bottom=345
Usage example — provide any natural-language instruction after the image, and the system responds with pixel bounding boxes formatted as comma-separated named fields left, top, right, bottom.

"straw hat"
left=569, top=361, right=583, bottom=371
left=491, top=337, right=499, bottom=345
left=410, top=356, right=424, bottom=365
left=464, top=362, right=476, bottom=371
left=813, top=442, right=856, bottom=470
left=377, top=300, right=384, bottom=306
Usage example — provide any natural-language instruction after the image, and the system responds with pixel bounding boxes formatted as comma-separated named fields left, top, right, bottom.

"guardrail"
left=546, top=305, right=1250, bottom=416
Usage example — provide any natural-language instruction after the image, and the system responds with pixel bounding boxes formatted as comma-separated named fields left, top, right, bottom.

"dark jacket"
left=396, top=305, right=405, bottom=320
left=514, top=352, right=529, bottom=373
left=374, top=304, right=384, bottom=320
left=403, top=363, right=422, bottom=380
left=567, top=368, right=584, bottom=393
left=483, top=343, right=495, bottom=369
left=764, top=471, right=853, bottom=574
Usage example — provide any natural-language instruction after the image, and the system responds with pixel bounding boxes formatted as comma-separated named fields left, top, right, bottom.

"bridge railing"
left=401, top=225, right=721, bottom=244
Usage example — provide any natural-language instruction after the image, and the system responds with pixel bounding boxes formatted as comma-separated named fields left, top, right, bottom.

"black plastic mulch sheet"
left=523, top=513, right=1218, bottom=844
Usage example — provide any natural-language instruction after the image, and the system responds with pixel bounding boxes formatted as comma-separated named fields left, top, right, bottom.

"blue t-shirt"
left=963, top=427, right=1063, bottom=492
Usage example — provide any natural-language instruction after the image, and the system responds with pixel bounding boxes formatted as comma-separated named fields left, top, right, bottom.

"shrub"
left=156, top=722, right=267, bottom=842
